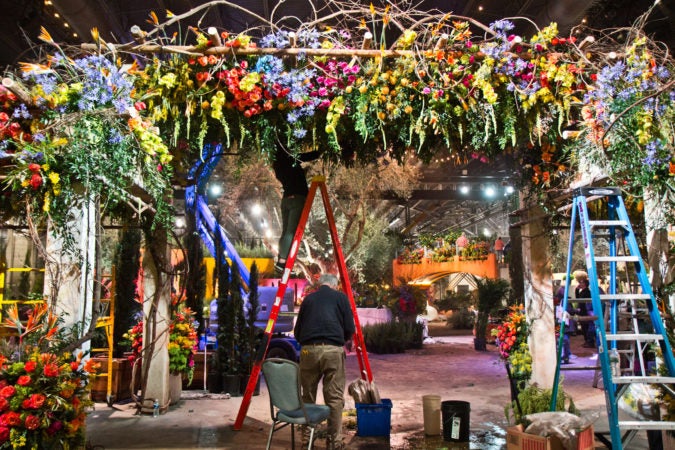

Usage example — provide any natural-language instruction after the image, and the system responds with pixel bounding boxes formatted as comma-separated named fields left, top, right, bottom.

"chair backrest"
left=262, top=358, right=303, bottom=413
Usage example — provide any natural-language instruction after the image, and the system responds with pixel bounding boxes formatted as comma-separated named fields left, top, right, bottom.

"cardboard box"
left=506, top=424, right=594, bottom=450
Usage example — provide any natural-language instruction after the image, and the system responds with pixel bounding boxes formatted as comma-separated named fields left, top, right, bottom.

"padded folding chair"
left=262, top=358, right=331, bottom=449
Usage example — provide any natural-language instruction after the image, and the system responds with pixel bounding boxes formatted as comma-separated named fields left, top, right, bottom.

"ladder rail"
left=551, top=191, right=579, bottom=409
left=576, top=193, right=624, bottom=448
left=318, top=180, right=373, bottom=382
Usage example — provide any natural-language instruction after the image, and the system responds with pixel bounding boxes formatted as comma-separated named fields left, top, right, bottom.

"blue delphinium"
left=12, top=104, right=31, bottom=119
left=73, top=55, right=133, bottom=114
left=643, top=139, right=667, bottom=168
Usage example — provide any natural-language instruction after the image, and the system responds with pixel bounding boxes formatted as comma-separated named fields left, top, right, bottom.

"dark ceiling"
left=0, top=0, right=672, bottom=239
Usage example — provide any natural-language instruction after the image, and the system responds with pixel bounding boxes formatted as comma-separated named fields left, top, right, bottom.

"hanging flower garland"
left=1, top=2, right=674, bottom=231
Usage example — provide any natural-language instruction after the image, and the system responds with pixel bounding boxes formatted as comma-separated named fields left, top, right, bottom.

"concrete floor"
left=84, top=327, right=656, bottom=449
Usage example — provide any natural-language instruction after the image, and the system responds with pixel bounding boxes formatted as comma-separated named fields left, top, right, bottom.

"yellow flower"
left=48, top=172, right=60, bottom=185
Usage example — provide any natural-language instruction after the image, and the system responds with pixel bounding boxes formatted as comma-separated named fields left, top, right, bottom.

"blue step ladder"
left=552, top=187, right=675, bottom=449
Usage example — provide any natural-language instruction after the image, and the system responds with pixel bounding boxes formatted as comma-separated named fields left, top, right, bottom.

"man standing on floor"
left=294, top=273, right=355, bottom=450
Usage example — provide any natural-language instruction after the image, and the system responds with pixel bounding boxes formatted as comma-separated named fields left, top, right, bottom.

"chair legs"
left=265, top=422, right=275, bottom=450
left=266, top=422, right=320, bottom=450
left=307, top=427, right=316, bottom=449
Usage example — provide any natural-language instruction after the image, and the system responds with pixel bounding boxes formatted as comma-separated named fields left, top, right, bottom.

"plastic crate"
left=355, top=399, right=393, bottom=437
left=506, top=424, right=595, bottom=450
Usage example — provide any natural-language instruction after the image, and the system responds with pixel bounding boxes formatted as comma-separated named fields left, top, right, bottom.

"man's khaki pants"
left=299, top=344, right=346, bottom=446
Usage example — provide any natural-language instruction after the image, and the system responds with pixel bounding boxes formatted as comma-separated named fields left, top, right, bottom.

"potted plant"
left=472, top=276, right=510, bottom=351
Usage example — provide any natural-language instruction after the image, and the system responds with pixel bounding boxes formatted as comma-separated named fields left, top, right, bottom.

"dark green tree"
left=113, top=228, right=142, bottom=357
left=184, top=214, right=206, bottom=335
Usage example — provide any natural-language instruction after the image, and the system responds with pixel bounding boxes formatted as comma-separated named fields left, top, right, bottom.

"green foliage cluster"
left=214, top=240, right=261, bottom=379
left=233, top=241, right=274, bottom=259
left=362, top=320, right=424, bottom=354
left=473, top=276, right=511, bottom=343
left=446, top=308, right=476, bottom=330
left=506, top=382, right=579, bottom=425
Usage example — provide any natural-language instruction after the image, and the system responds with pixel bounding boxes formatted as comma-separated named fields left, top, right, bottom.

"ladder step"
left=595, top=256, right=640, bottom=262
left=599, top=294, right=651, bottom=301
left=576, top=187, right=621, bottom=197
left=589, top=220, right=629, bottom=228
left=560, top=365, right=600, bottom=371
left=606, top=333, right=663, bottom=341
left=619, top=421, right=675, bottom=430
left=613, top=376, right=675, bottom=384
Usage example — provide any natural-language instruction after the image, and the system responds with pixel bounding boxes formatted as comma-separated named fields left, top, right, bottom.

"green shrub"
left=506, top=382, right=579, bottom=425
left=447, top=308, right=475, bottom=330
left=362, top=320, right=424, bottom=354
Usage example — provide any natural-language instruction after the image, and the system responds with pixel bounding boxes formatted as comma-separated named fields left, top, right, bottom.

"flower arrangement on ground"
left=385, top=281, right=430, bottom=320
left=494, top=304, right=579, bottom=425
left=0, top=304, right=99, bottom=449
left=124, top=293, right=197, bottom=384
left=493, top=304, right=532, bottom=385
left=168, top=294, right=198, bottom=385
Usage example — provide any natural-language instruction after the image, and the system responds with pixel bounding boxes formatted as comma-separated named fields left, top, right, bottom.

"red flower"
left=0, top=386, right=15, bottom=398
left=70, top=361, right=79, bottom=371
left=16, top=375, right=31, bottom=386
left=134, top=101, right=146, bottom=111
left=24, top=361, right=36, bottom=372
left=29, top=393, right=45, bottom=408
left=43, top=363, right=59, bottom=377
left=28, top=163, right=40, bottom=172
left=29, top=173, right=43, bottom=190
left=0, top=398, right=8, bottom=412
left=0, top=426, right=8, bottom=442
left=1, top=411, right=21, bottom=427
left=24, top=414, right=40, bottom=430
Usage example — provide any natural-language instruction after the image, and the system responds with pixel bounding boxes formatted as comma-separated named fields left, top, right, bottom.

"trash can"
left=422, top=395, right=441, bottom=435
left=441, top=400, right=470, bottom=442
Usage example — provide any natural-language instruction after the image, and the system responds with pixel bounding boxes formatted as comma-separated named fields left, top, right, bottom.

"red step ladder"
left=234, top=176, right=374, bottom=430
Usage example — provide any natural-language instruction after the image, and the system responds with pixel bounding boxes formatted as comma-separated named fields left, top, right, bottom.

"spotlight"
left=251, top=203, right=262, bottom=216
left=484, top=186, right=496, bottom=197
left=208, top=183, right=222, bottom=197
left=505, top=186, right=515, bottom=195
left=460, top=185, right=470, bottom=194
